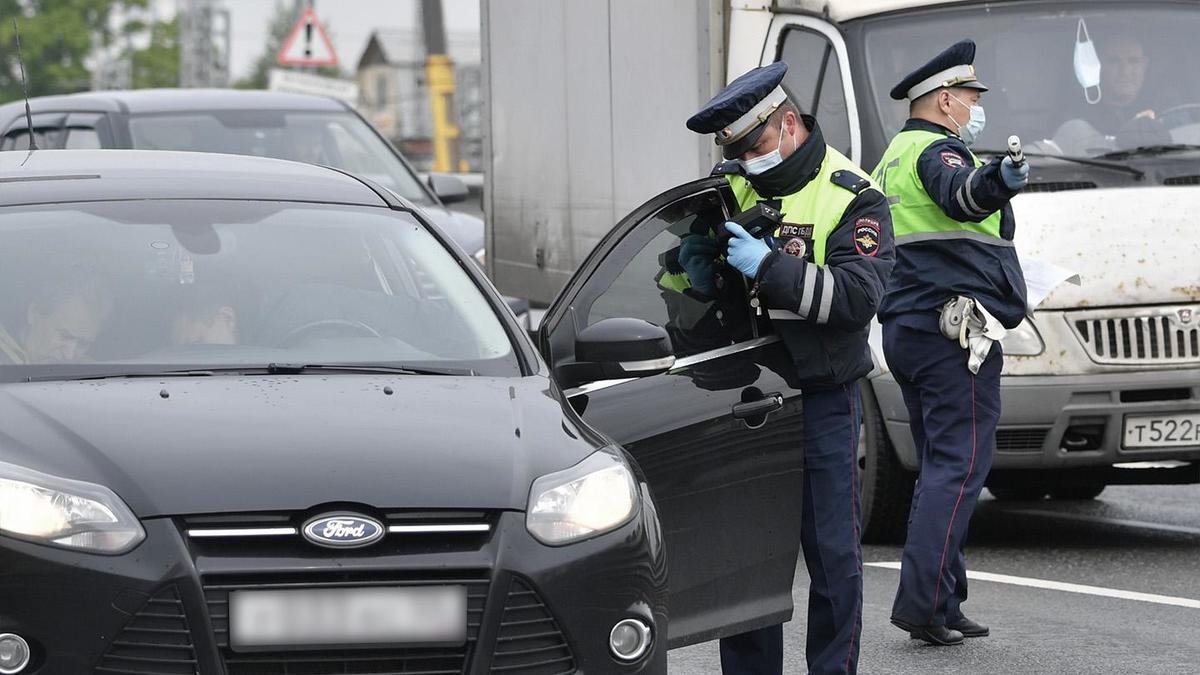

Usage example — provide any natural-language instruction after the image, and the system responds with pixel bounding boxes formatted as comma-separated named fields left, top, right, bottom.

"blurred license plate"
left=229, top=586, right=466, bottom=649
left=1123, top=413, right=1200, bottom=449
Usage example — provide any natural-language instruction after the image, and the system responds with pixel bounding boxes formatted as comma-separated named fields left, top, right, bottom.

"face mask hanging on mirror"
left=1073, top=18, right=1102, bottom=104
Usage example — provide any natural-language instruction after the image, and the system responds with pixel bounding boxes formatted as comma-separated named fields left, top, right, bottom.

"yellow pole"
left=426, top=54, right=460, bottom=173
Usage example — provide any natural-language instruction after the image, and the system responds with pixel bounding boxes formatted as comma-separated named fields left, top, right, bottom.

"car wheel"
left=1048, top=483, right=1106, bottom=500
left=987, top=486, right=1048, bottom=501
left=859, top=380, right=915, bottom=544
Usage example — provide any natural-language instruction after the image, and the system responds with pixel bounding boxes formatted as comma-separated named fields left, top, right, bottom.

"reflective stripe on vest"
left=871, top=128, right=1005, bottom=247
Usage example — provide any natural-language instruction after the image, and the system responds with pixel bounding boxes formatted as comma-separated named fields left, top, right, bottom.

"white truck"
left=483, top=0, right=1200, bottom=543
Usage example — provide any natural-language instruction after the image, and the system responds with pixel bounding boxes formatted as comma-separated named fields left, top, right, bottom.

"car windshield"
left=127, top=111, right=434, bottom=205
left=862, top=2, right=1200, bottom=159
left=0, top=200, right=518, bottom=381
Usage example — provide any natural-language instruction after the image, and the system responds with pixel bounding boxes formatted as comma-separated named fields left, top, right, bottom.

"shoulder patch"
left=853, top=218, right=881, bottom=257
left=830, top=169, right=872, bottom=195
left=938, top=150, right=967, bottom=168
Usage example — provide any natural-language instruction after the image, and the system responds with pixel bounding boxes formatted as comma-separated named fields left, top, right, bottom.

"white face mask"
left=742, top=123, right=796, bottom=175
left=1073, top=18, right=1103, bottom=104
left=946, top=93, right=986, bottom=146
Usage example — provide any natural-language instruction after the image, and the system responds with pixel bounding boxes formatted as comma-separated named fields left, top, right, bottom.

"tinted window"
left=1, top=127, right=63, bottom=151
left=587, top=189, right=752, bottom=358
left=0, top=201, right=517, bottom=380
left=64, top=127, right=102, bottom=149
left=779, top=27, right=851, bottom=155
left=127, top=111, right=433, bottom=204
left=862, top=2, right=1200, bottom=157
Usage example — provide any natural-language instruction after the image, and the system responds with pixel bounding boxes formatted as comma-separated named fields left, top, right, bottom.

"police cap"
left=687, top=62, right=789, bottom=159
left=890, top=39, right=989, bottom=101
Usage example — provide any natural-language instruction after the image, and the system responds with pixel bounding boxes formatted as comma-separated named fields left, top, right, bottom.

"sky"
left=154, top=0, right=481, bottom=79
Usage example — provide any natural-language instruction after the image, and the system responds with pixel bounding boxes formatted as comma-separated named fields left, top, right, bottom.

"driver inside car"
left=171, top=286, right=240, bottom=346
left=1075, top=32, right=1173, bottom=148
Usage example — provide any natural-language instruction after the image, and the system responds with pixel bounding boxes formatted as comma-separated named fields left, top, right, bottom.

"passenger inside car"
left=0, top=268, right=113, bottom=364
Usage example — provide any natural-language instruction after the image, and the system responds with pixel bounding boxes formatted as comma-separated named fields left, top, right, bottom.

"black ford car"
left=0, top=150, right=805, bottom=674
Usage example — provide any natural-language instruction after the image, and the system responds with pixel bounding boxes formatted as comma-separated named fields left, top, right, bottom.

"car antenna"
left=13, top=17, right=37, bottom=152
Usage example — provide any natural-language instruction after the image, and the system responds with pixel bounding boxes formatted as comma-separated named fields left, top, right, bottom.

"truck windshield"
left=862, top=2, right=1200, bottom=160
left=0, top=201, right=518, bottom=381
left=128, top=111, right=434, bottom=205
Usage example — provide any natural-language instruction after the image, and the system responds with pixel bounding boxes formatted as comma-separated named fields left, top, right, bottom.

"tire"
left=986, top=486, right=1048, bottom=501
left=1048, top=483, right=1106, bottom=500
left=859, top=380, right=915, bottom=544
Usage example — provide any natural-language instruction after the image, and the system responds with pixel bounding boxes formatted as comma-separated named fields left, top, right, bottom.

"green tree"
left=128, top=17, right=179, bottom=89
left=0, top=0, right=148, bottom=102
left=236, top=0, right=339, bottom=89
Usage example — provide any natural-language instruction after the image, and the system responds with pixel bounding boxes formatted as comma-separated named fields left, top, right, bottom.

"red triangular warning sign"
left=277, top=8, right=339, bottom=67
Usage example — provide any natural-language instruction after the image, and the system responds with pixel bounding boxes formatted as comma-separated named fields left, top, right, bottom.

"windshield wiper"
left=24, top=363, right=474, bottom=382
left=973, top=149, right=1146, bottom=179
left=1095, top=144, right=1200, bottom=160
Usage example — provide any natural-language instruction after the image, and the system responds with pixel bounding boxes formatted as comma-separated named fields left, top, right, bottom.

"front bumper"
left=873, top=369, right=1200, bottom=474
left=0, top=504, right=667, bottom=674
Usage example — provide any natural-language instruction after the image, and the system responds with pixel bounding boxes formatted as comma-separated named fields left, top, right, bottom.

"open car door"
left=539, top=176, right=806, bottom=647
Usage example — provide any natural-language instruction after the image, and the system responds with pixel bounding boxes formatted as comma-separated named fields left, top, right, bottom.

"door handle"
left=732, top=392, right=784, bottom=421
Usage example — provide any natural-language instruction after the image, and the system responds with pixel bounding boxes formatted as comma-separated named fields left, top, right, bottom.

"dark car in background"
left=0, top=149, right=806, bottom=674
left=0, top=89, right=529, bottom=323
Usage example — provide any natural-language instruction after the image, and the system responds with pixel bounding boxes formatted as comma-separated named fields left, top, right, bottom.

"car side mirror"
left=556, top=318, right=675, bottom=387
left=427, top=173, right=469, bottom=204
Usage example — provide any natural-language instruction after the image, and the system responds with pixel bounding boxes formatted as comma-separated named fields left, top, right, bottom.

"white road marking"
left=1007, top=508, right=1200, bottom=536
left=865, top=562, right=1200, bottom=610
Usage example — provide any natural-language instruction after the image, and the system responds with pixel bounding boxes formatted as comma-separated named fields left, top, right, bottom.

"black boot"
left=891, top=617, right=965, bottom=646
left=948, top=617, right=989, bottom=638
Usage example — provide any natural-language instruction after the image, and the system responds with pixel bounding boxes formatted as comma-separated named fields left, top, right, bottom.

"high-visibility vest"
left=870, top=128, right=1004, bottom=246
left=727, top=145, right=871, bottom=265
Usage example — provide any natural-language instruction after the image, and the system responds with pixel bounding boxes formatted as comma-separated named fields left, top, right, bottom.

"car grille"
left=92, top=585, right=200, bottom=675
left=1164, top=175, right=1200, bottom=186
left=1023, top=181, right=1097, bottom=193
left=995, top=427, right=1050, bottom=452
left=203, top=571, right=489, bottom=675
left=1069, top=306, right=1200, bottom=365
left=490, top=577, right=576, bottom=675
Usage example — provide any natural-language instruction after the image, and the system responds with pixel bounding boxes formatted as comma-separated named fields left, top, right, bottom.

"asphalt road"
left=668, top=483, right=1200, bottom=674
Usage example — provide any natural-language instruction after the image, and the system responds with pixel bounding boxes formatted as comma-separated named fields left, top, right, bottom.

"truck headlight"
left=526, top=449, right=638, bottom=545
left=1001, top=318, right=1044, bottom=356
left=0, top=461, right=145, bottom=555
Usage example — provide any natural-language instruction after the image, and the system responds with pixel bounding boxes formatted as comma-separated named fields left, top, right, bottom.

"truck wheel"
left=859, top=381, right=914, bottom=544
left=987, top=486, right=1047, bottom=501
left=1048, top=483, right=1106, bottom=500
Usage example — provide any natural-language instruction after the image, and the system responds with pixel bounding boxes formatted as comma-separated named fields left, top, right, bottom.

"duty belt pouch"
left=939, top=296, right=975, bottom=348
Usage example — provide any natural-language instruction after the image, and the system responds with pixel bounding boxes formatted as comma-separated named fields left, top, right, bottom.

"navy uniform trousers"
left=720, top=383, right=864, bottom=675
left=883, top=319, right=1002, bottom=627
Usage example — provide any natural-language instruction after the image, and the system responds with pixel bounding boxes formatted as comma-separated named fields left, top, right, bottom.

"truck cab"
left=743, top=0, right=1200, bottom=539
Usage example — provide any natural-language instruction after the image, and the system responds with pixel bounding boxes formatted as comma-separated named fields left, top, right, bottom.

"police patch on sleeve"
left=939, top=151, right=967, bottom=168
left=854, top=218, right=881, bottom=257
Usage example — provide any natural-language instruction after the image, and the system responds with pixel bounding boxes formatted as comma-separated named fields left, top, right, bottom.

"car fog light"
left=0, top=633, right=31, bottom=674
left=609, top=619, right=652, bottom=662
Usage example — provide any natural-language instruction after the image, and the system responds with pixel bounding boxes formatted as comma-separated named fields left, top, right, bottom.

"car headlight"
left=526, top=449, right=638, bottom=545
left=1001, top=318, right=1044, bottom=356
left=472, top=247, right=486, bottom=268
left=0, top=461, right=145, bottom=555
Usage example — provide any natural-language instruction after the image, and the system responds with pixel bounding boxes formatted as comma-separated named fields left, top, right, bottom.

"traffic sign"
left=277, top=7, right=339, bottom=67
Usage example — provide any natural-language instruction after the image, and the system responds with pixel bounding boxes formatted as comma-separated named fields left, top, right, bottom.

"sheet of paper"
left=1023, top=256, right=1081, bottom=313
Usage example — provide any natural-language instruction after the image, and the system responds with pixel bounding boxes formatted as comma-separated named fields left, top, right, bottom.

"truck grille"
left=92, top=585, right=199, bottom=675
left=203, top=571, right=489, bottom=675
left=1070, top=306, right=1200, bottom=365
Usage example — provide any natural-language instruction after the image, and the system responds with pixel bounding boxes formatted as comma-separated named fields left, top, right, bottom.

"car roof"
left=0, top=88, right=349, bottom=117
left=775, top=0, right=975, bottom=22
left=0, top=149, right=390, bottom=207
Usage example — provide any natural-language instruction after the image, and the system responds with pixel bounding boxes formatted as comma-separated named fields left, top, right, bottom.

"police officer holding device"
left=870, top=39, right=1029, bottom=647
left=685, top=61, right=894, bottom=675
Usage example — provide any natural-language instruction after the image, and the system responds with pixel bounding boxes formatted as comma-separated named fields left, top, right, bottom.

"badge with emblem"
left=783, top=237, right=807, bottom=258
left=1180, top=308, right=1194, bottom=324
left=854, top=218, right=881, bottom=256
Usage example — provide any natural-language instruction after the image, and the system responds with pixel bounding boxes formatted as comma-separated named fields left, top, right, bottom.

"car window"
left=0, top=201, right=518, bottom=380
left=1, top=127, right=63, bottom=151
left=64, top=127, right=102, bottom=149
left=779, top=27, right=851, bottom=156
left=127, top=111, right=433, bottom=205
left=586, top=188, right=753, bottom=358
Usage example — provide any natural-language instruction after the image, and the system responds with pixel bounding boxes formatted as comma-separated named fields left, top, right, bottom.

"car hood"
left=0, top=375, right=594, bottom=518
left=1013, top=186, right=1200, bottom=309
left=423, top=207, right=485, bottom=256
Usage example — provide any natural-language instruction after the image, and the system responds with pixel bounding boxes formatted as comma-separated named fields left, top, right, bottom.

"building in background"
left=355, top=29, right=481, bottom=172
left=178, top=0, right=231, bottom=88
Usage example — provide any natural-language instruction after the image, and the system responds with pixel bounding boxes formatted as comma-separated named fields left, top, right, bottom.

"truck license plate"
left=1123, top=413, right=1200, bottom=449
left=229, top=585, right=466, bottom=649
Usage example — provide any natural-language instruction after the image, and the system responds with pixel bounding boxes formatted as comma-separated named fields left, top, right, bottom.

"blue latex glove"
left=1000, top=155, right=1030, bottom=190
left=678, top=234, right=719, bottom=297
left=724, top=222, right=771, bottom=278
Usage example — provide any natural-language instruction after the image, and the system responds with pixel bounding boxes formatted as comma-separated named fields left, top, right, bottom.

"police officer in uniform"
left=686, top=62, right=895, bottom=675
left=870, top=40, right=1029, bottom=646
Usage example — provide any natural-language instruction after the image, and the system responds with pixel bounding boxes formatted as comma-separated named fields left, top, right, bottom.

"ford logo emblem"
left=302, top=513, right=385, bottom=548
